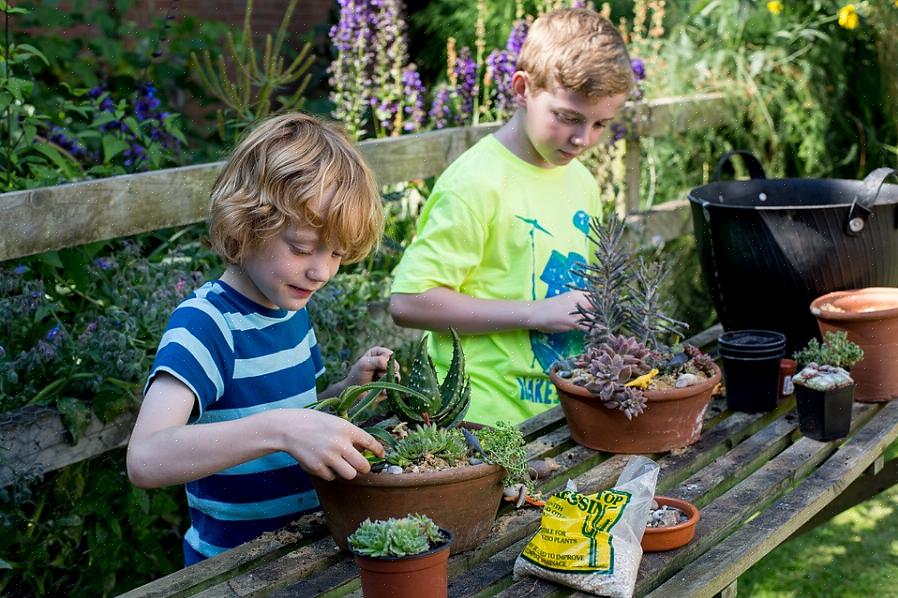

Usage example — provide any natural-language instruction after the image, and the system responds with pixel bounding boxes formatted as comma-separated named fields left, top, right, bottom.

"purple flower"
left=452, top=47, right=478, bottom=124
left=486, top=22, right=528, bottom=119
left=506, top=21, right=528, bottom=55
left=13, top=264, right=27, bottom=275
left=429, top=85, right=452, bottom=129
left=611, top=122, right=627, bottom=143
left=401, top=65, right=426, bottom=132
left=631, top=58, right=646, bottom=82
left=94, top=257, right=116, bottom=271
left=46, top=325, right=63, bottom=341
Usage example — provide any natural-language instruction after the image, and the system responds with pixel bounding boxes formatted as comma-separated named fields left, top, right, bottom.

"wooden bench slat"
left=645, top=401, right=898, bottom=598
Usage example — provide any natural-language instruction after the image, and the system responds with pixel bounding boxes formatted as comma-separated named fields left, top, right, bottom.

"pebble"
left=469, top=457, right=484, bottom=465
left=385, top=465, right=404, bottom=474
left=676, top=373, right=701, bottom=388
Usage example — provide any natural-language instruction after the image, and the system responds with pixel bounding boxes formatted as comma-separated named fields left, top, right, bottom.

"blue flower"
left=46, top=325, right=62, bottom=341
left=13, top=264, right=27, bottom=275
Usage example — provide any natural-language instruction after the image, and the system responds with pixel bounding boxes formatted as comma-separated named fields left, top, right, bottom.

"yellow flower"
left=767, top=1, right=783, bottom=15
left=838, top=4, right=859, bottom=29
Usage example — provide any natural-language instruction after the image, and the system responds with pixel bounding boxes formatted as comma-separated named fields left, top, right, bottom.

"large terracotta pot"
left=810, top=287, right=898, bottom=402
left=311, top=463, right=504, bottom=554
left=351, top=530, right=452, bottom=598
left=550, top=364, right=722, bottom=454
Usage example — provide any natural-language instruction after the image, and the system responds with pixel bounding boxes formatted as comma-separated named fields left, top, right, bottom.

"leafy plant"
left=475, top=421, right=530, bottom=490
left=793, top=330, right=864, bottom=370
left=191, top=0, right=313, bottom=143
left=348, top=513, right=446, bottom=558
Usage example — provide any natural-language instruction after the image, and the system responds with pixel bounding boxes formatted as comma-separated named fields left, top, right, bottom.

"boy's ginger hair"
left=209, top=112, right=383, bottom=266
left=518, top=8, right=633, bottom=100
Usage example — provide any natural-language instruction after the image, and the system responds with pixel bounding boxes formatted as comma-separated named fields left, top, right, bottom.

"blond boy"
left=128, top=113, right=389, bottom=565
left=390, top=9, right=634, bottom=425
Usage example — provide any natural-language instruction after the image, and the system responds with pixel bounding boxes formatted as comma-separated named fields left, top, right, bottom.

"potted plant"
left=790, top=332, right=863, bottom=441
left=309, top=330, right=532, bottom=554
left=348, top=514, right=452, bottom=598
left=549, top=214, right=721, bottom=454
left=810, top=288, right=898, bottom=402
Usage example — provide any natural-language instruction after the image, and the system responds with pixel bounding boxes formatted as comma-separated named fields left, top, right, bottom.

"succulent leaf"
left=439, top=329, right=465, bottom=413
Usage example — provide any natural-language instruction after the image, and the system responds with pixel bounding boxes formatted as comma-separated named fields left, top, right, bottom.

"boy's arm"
left=390, top=286, right=589, bottom=334
left=127, top=373, right=384, bottom=488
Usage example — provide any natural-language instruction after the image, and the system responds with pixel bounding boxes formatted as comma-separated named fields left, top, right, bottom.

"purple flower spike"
left=631, top=58, right=646, bottom=82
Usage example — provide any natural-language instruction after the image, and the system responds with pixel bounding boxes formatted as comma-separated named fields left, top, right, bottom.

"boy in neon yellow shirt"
left=390, top=8, right=634, bottom=425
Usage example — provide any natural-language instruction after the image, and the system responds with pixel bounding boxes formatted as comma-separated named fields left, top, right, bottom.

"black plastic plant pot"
left=719, top=330, right=786, bottom=413
left=795, top=383, right=855, bottom=441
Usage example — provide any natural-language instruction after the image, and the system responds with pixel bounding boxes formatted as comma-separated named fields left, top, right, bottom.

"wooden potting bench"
left=117, top=323, right=898, bottom=598
left=3, top=94, right=897, bottom=596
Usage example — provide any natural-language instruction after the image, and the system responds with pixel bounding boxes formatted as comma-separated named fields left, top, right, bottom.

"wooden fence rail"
left=0, top=93, right=731, bottom=486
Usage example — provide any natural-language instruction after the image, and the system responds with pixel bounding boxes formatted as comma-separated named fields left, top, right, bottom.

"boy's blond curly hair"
left=518, top=8, right=634, bottom=100
left=209, top=113, right=382, bottom=266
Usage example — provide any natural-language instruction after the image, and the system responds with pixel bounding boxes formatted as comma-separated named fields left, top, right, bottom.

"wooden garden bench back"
left=0, top=93, right=728, bottom=486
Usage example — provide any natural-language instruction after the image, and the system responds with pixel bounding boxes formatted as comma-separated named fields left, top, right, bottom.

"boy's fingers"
left=342, top=449, right=372, bottom=475
left=355, top=430, right=385, bottom=457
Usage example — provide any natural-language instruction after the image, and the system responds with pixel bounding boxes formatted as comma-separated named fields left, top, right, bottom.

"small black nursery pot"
left=718, top=330, right=786, bottom=413
left=795, top=384, right=855, bottom=441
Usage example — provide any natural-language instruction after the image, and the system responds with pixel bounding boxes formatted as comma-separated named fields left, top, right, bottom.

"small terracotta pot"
left=641, top=496, right=700, bottom=552
left=779, top=358, right=797, bottom=397
left=311, top=463, right=504, bottom=554
left=810, top=287, right=898, bottom=402
left=550, top=364, right=721, bottom=454
left=351, top=531, right=452, bottom=598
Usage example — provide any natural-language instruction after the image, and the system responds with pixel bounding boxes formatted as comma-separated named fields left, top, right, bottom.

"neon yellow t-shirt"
left=390, top=135, right=602, bottom=425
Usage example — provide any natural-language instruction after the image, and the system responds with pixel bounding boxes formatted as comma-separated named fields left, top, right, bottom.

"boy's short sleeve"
left=145, top=299, right=235, bottom=420
left=391, top=190, right=487, bottom=294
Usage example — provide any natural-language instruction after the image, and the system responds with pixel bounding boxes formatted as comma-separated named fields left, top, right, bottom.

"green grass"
left=739, top=443, right=898, bottom=597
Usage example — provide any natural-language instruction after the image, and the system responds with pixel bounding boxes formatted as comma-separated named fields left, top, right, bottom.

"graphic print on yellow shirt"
left=390, top=135, right=601, bottom=425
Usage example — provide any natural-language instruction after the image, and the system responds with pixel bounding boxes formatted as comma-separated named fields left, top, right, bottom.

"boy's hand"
left=344, top=346, right=395, bottom=386
left=278, top=409, right=385, bottom=481
left=530, top=291, right=591, bottom=333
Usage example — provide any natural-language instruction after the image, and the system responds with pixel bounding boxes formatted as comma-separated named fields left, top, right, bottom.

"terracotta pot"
left=810, top=287, right=898, bottom=402
left=779, top=358, right=797, bottom=397
left=311, top=463, right=504, bottom=554
left=641, top=496, right=700, bottom=552
left=351, top=531, right=452, bottom=598
left=550, top=364, right=721, bottom=454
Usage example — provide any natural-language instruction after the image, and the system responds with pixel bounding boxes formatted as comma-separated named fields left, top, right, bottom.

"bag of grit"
left=513, top=456, right=660, bottom=597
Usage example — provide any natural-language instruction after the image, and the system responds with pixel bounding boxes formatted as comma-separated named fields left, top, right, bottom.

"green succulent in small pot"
left=792, top=332, right=862, bottom=442
left=549, top=214, right=722, bottom=454
left=348, top=514, right=452, bottom=598
left=793, top=330, right=865, bottom=371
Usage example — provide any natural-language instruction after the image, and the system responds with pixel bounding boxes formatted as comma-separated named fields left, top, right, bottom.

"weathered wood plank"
left=645, top=401, right=898, bottom=598
left=116, top=513, right=331, bottom=598
left=0, top=404, right=136, bottom=487
left=626, top=198, right=692, bottom=245
left=792, top=455, right=898, bottom=537
left=634, top=403, right=879, bottom=596
left=0, top=94, right=727, bottom=262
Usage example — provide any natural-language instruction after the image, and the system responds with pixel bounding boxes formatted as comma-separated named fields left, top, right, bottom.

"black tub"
left=688, top=151, right=898, bottom=354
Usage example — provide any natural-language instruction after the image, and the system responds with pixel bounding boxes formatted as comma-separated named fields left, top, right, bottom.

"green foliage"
left=348, top=513, right=446, bottom=558
left=794, top=330, right=864, bottom=370
left=0, top=450, right=184, bottom=596
left=475, top=421, right=531, bottom=490
left=191, top=0, right=313, bottom=143
left=387, top=424, right=468, bottom=467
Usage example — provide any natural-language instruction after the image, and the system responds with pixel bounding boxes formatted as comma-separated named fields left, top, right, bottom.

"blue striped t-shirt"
left=146, top=280, right=325, bottom=561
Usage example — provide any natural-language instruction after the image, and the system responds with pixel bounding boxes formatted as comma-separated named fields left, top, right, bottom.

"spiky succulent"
left=387, top=424, right=467, bottom=468
left=309, top=329, right=470, bottom=439
left=348, top=514, right=446, bottom=558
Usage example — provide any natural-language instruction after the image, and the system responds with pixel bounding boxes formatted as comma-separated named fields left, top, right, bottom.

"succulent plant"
left=560, top=213, right=714, bottom=419
left=794, top=331, right=864, bottom=370
left=387, top=424, right=468, bottom=468
left=348, top=514, right=446, bottom=558
left=792, top=363, right=854, bottom=391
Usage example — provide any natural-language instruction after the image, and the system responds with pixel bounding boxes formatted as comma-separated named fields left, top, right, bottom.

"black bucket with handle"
left=688, top=151, right=898, bottom=354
